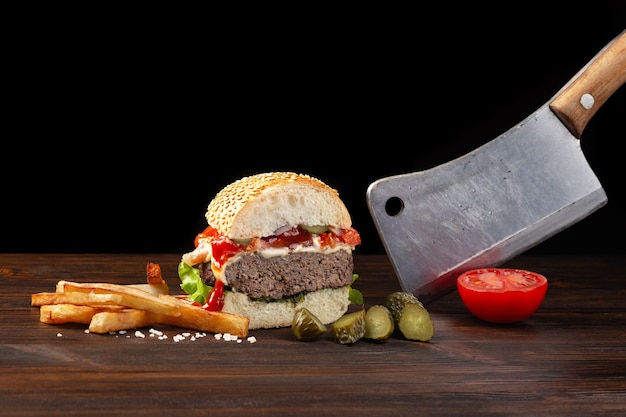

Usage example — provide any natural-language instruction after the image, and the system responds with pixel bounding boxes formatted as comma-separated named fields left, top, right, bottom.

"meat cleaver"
left=367, top=30, right=625, bottom=305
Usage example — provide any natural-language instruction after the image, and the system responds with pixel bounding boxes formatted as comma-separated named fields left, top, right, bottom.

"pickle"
left=396, top=302, right=434, bottom=342
left=331, top=309, right=366, bottom=344
left=364, top=305, right=394, bottom=341
left=384, top=291, right=434, bottom=342
left=301, top=225, right=328, bottom=235
left=292, top=307, right=327, bottom=341
left=384, top=291, right=423, bottom=322
left=232, top=237, right=252, bottom=246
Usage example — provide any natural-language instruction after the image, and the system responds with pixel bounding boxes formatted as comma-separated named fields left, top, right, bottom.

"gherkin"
left=292, top=307, right=327, bottom=341
left=384, top=292, right=434, bottom=342
left=364, top=305, right=394, bottom=341
left=396, top=302, right=434, bottom=342
left=384, top=291, right=423, bottom=322
left=331, top=309, right=365, bottom=344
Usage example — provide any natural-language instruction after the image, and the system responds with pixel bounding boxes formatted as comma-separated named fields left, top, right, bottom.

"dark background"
left=2, top=3, right=625, bottom=256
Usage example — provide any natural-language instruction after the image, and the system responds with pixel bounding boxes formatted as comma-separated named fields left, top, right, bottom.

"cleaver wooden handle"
left=549, top=30, right=626, bottom=138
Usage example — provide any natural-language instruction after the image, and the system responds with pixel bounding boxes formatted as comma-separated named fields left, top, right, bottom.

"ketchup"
left=262, top=226, right=312, bottom=248
left=203, top=280, right=225, bottom=311
left=211, top=237, right=244, bottom=270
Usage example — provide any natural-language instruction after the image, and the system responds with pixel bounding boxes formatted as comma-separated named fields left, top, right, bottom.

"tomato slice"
left=456, top=268, right=548, bottom=323
left=337, top=227, right=361, bottom=247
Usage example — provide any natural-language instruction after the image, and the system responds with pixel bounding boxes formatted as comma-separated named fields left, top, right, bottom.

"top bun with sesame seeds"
left=179, top=172, right=362, bottom=330
left=205, top=171, right=353, bottom=240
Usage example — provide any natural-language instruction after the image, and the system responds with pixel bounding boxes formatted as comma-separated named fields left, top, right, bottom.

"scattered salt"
left=68, top=326, right=258, bottom=344
left=222, top=333, right=240, bottom=342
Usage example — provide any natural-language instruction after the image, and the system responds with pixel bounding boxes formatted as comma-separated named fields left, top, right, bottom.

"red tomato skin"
left=457, top=268, right=548, bottom=323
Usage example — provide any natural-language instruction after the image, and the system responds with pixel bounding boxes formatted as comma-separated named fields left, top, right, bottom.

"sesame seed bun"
left=206, top=172, right=352, bottom=240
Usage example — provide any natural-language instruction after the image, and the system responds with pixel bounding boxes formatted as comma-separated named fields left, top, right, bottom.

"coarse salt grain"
left=149, top=328, right=164, bottom=338
left=223, top=333, right=239, bottom=342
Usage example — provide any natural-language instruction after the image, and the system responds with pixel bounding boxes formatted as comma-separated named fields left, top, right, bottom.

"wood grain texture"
left=1, top=254, right=625, bottom=416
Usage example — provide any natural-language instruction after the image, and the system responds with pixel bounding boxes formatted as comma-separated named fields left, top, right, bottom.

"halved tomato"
left=456, top=268, right=548, bottom=323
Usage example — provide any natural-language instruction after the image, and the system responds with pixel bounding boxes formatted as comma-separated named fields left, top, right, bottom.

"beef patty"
left=198, top=250, right=354, bottom=300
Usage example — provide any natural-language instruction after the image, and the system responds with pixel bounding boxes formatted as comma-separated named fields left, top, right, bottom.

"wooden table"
left=1, top=254, right=625, bottom=416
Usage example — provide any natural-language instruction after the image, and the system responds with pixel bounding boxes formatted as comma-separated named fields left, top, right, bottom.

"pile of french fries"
left=31, top=263, right=249, bottom=338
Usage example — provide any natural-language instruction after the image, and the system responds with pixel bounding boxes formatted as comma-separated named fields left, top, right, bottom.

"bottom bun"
left=221, top=286, right=351, bottom=330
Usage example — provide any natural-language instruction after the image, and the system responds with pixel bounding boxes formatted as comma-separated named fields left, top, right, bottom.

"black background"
left=2, top=3, right=625, bottom=256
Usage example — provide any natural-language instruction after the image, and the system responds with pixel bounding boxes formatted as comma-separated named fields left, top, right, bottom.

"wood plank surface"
left=1, top=254, right=625, bottom=416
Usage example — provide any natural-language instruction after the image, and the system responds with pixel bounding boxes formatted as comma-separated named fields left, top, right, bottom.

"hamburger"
left=178, top=171, right=362, bottom=330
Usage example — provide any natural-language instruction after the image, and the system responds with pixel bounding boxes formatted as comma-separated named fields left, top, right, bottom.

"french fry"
left=146, top=262, right=165, bottom=285
left=32, top=263, right=251, bottom=338
left=54, top=279, right=169, bottom=296
left=84, top=296, right=249, bottom=337
left=55, top=281, right=181, bottom=317
left=32, top=291, right=122, bottom=307
left=158, top=297, right=249, bottom=338
left=88, top=309, right=156, bottom=334
left=39, top=304, right=117, bottom=324
left=127, top=283, right=170, bottom=296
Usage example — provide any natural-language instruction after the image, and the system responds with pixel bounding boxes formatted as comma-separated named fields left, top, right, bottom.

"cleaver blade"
left=367, top=31, right=625, bottom=305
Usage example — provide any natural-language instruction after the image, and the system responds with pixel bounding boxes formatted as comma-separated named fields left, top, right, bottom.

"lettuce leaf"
left=349, top=273, right=363, bottom=305
left=178, top=261, right=212, bottom=305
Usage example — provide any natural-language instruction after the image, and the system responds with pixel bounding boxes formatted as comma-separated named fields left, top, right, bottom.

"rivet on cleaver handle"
left=367, top=30, right=625, bottom=305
